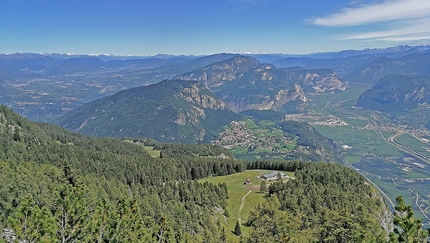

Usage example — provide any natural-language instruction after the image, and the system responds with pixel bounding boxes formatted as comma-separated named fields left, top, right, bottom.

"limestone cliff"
left=175, top=56, right=348, bottom=113
left=175, top=56, right=260, bottom=90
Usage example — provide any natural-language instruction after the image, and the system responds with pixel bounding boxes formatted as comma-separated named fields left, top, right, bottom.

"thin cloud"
left=378, top=35, right=430, bottom=41
left=313, top=0, right=430, bottom=27
left=341, top=18, right=430, bottom=40
left=311, top=0, right=430, bottom=44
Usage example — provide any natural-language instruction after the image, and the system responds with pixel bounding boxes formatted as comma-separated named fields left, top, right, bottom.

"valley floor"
left=297, top=88, right=430, bottom=227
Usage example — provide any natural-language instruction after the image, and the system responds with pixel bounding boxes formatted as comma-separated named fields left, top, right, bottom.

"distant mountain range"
left=346, top=53, right=430, bottom=84
left=271, top=45, right=430, bottom=78
left=2, top=45, right=430, bottom=123
left=0, top=53, right=239, bottom=121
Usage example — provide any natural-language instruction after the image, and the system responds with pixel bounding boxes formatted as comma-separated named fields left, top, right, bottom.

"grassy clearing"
left=380, top=130, right=395, bottom=139
left=199, top=170, right=293, bottom=239
left=143, top=146, right=161, bottom=157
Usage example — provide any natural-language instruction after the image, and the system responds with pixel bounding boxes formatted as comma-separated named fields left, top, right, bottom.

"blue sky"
left=1, top=0, right=430, bottom=55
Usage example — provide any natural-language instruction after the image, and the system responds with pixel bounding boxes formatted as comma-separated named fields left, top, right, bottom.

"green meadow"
left=199, top=170, right=294, bottom=238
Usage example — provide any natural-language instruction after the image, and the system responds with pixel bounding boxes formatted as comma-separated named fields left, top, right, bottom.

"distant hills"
left=270, top=45, right=430, bottom=77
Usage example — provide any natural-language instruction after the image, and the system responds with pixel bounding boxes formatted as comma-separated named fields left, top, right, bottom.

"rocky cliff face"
left=176, top=56, right=348, bottom=113
left=300, top=69, right=349, bottom=92
left=175, top=56, right=260, bottom=90
left=180, top=83, right=230, bottom=110
left=221, top=84, right=307, bottom=112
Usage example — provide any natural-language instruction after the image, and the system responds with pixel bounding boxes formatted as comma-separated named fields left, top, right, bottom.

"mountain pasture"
left=199, top=170, right=293, bottom=238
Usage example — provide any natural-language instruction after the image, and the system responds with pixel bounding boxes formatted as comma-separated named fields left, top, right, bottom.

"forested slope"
left=246, top=161, right=392, bottom=242
left=0, top=105, right=245, bottom=242
left=0, top=105, right=407, bottom=242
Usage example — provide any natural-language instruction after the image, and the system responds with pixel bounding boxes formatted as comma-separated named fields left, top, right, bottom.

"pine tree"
left=8, top=194, right=57, bottom=242
left=234, top=220, right=242, bottom=236
left=389, top=195, right=428, bottom=243
left=83, top=198, right=111, bottom=243
left=54, top=165, right=88, bottom=243
left=260, top=180, right=267, bottom=193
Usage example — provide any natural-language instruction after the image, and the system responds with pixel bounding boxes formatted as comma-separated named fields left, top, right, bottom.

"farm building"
left=260, top=171, right=287, bottom=180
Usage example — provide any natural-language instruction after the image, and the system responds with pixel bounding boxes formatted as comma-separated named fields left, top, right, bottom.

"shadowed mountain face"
left=355, top=74, right=430, bottom=113
left=56, top=80, right=240, bottom=143
left=176, top=56, right=348, bottom=113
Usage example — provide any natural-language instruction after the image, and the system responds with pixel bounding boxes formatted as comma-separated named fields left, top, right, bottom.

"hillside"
left=0, top=104, right=247, bottom=242
left=176, top=56, right=348, bottom=113
left=56, top=80, right=240, bottom=143
left=355, top=74, right=430, bottom=113
left=56, top=80, right=343, bottom=162
left=7, top=105, right=430, bottom=242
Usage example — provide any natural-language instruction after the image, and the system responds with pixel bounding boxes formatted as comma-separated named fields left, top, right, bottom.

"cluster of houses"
left=258, top=171, right=289, bottom=181
left=245, top=171, right=290, bottom=184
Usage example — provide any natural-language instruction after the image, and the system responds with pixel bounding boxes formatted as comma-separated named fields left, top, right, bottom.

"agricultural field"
left=307, top=87, right=430, bottom=227
left=396, top=133, right=430, bottom=159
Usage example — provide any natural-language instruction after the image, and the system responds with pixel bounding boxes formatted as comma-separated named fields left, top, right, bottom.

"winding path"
left=238, top=190, right=252, bottom=222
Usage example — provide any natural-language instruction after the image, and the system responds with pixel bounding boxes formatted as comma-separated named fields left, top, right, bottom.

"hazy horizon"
left=2, top=0, right=430, bottom=56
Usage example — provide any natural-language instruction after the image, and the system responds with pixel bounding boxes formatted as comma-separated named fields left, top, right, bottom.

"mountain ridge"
left=56, top=79, right=240, bottom=143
